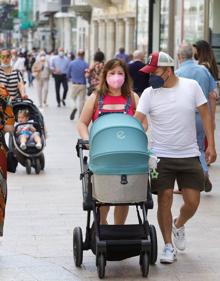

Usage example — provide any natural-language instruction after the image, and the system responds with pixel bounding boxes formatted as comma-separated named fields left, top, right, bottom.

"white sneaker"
left=160, top=244, right=177, bottom=264
left=172, top=219, right=186, bottom=251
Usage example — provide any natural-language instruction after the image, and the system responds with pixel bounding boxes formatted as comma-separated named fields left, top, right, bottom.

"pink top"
left=92, top=94, right=135, bottom=121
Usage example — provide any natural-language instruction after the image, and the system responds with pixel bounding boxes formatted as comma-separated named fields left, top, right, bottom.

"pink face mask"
left=107, top=74, right=125, bottom=89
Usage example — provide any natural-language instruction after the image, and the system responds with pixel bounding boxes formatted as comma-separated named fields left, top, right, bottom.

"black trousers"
left=53, top=74, right=68, bottom=104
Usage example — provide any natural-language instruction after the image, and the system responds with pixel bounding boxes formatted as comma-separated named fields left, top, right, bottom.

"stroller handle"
left=76, top=139, right=89, bottom=158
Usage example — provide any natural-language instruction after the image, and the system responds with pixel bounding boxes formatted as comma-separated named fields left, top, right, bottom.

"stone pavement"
left=0, top=78, right=220, bottom=281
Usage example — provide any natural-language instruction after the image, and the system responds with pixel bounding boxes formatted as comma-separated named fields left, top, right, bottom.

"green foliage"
left=0, top=3, right=18, bottom=31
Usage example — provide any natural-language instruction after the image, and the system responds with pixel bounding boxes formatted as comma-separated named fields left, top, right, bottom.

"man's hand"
left=205, top=145, right=217, bottom=164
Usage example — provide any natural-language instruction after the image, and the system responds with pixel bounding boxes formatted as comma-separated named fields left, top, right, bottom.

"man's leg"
left=157, top=188, right=173, bottom=244
left=78, top=85, right=87, bottom=114
left=70, top=85, right=79, bottom=120
left=174, top=188, right=200, bottom=228
left=61, top=75, right=68, bottom=103
left=54, top=76, right=61, bottom=106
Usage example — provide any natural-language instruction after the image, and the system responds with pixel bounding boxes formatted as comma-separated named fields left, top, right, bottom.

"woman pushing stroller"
left=78, top=58, right=146, bottom=225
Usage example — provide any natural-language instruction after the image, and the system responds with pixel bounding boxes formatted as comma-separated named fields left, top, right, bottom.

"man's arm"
left=134, top=111, right=148, bottom=131
left=197, top=103, right=217, bottom=164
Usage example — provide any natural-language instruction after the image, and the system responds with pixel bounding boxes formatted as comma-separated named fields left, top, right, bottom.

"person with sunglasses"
left=0, top=49, right=27, bottom=100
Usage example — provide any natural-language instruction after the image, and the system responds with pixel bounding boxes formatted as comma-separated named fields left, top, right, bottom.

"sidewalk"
left=0, top=79, right=220, bottom=281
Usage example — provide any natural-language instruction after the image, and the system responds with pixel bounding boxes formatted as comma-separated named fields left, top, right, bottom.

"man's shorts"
left=150, top=157, right=204, bottom=194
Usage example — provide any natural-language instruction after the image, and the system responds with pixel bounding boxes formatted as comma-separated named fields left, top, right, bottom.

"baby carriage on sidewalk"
left=8, top=98, right=46, bottom=174
left=74, top=114, right=157, bottom=279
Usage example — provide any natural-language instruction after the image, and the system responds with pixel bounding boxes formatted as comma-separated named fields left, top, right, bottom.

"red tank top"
left=92, top=94, right=135, bottom=121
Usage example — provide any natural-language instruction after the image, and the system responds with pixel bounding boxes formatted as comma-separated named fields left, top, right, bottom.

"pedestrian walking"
left=78, top=58, right=141, bottom=225
left=13, top=52, right=26, bottom=77
left=176, top=43, right=217, bottom=192
left=115, top=47, right=129, bottom=63
left=193, top=40, right=219, bottom=153
left=0, top=85, right=15, bottom=237
left=0, top=49, right=27, bottom=100
left=68, top=50, right=89, bottom=120
left=85, top=50, right=105, bottom=96
left=32, top=51, right=50, bottom=108
left=128, top=50, right=150, bottom=96
left=50, top=47, right=69, bottom=107
left=134, top=51, right=216, bottom=264
left=24, top=52, right=36, bottom=87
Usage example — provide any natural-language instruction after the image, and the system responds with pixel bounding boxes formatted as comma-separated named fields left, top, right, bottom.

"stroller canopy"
left=89, top=114, right=149, bottom=175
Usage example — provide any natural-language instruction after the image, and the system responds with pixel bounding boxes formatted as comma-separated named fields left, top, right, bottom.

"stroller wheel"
left=149, top=224, right=158, bottom=265
left=40, top=153, right=45, bottom=170
left=97, top=254, right=105, bottom=279
left=140, top=252, right=149, bottom=277
left=35, top=159, right=41, bottom=174
left=73, top=227, right=83, bottom=267
left=25, top=159, right=31, bottom=174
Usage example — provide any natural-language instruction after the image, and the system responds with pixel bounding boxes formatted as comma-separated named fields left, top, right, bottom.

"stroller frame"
left=74, top=139, right=158, bottom=279
left=9, top=98, right=46, bottom=174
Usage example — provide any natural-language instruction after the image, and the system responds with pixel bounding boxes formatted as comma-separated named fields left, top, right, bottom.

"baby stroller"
left=74, top=114, right=157, bottom=279
left=8, top=98, right=46, bottom=174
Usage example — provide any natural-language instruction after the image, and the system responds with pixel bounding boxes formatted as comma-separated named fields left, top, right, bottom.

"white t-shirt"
left=137, top=77, right=207, bottom=158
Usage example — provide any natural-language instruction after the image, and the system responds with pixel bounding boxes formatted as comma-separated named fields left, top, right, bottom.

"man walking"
left=115, top=47, right=129, bottom=63
left=128, top=50, right=149, bottom=96
left=176, top=43, right=217, bottom=192
left=135, top=51, right=216, bottom=264
left=68, top=50, right=88, bottom=120
left=50, top=47, right=69, bottom=107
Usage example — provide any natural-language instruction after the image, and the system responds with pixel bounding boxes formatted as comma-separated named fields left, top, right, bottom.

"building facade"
left=15, top=0, right=220, bottom=69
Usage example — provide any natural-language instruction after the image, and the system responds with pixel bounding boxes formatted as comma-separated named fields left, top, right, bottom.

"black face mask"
left=149, top=74, right=165, bottom=89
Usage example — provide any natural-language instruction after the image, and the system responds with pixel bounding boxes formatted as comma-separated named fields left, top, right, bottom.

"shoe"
left=62, top=99, right=66, bottom=106
left=172, top=218, right=186, bottom=251
left=160, top=244, right=177, bottom=264
left=57, top=103, right=61, bottom=107
left=35, top=143, right=42, bottom=150
left=20, top=143, right=26, bottom=150
left=204, top=175, right=212, bottom=192
left=70, top=108, right=77, bottom=120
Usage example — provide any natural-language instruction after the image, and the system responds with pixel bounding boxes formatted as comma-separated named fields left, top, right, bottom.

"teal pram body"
left=89, top=114, right=150, bottom=203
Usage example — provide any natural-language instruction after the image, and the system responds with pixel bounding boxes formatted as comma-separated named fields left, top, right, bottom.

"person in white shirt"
left=134, top=51, right=216, bottom=264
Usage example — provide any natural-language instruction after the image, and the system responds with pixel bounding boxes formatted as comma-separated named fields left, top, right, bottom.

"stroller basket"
left=89, top=114, right=150, bottom=203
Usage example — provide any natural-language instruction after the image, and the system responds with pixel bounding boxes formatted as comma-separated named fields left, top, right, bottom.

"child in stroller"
left=16, top=109, right=42, bottom=150
left=9, top=98, right=46, bottom=174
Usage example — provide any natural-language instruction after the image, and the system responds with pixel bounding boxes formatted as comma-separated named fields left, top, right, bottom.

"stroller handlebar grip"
left=76, top=139, right=89, bottom=158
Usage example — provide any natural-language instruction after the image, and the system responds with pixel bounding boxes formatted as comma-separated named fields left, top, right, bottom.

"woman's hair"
left=97, top=58, right=133, bottom=97
left=193, top=40, right=219, bottom=80
left=18, top=109, right=29, bottom=118
left=94, top=51, right=105, bottom=62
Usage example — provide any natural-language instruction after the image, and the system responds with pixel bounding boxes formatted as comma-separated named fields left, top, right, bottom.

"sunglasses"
left=1, top=54, right=11, bottom=59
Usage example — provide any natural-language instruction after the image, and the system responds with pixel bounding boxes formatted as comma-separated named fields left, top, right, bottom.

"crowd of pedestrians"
left=0, top=40, right=219, bottom=268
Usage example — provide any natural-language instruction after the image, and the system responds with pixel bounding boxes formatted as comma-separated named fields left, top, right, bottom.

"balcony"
left=39, top=0, right=61, bottom=16
left=71, top=0, right=92, bottom=21
left=87, top=0, right=124, bottom=8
